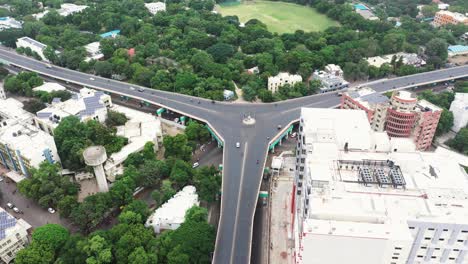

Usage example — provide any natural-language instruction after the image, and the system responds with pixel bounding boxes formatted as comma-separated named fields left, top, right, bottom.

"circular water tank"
left=83, top=146, right=107, bottom=166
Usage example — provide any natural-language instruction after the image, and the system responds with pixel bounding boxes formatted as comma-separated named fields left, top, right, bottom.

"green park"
left=217, top=0, right=339, bottom=33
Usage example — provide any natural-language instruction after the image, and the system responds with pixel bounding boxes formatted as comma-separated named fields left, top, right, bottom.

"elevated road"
left=0, top=47, right=466, bottom=263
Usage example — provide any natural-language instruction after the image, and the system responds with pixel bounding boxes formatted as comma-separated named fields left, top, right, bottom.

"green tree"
left=23, top=99, right=46, bottom=113
left=15, top=245, right=55, bottom=264
left=94, top=61, right=113, bottom=78
left=122, top=199, right=151, bottom=221
left=128, top=247, right=157, bottom=264
left=193, top=166, right=221, bottom=202
left=105, top=111, right=128, bottom=127
left=163, top=134, right=193, bottom=161
left=137, top=159, right=169, bottom=187
left=169, top=159, right=193, bottom=188
left=436, top=109, right=454, bottom=136
left=185, top=121, right=210, bottom=143
left=161, top=179, right=176, bottom=203
left=185, top=206, right=208, bottom=222
left=206, top=43, right=235, bottom=63
left=425, top=38, right=448, bottom=68
left=83, top=235, right=113, bottom=264
left=32, top=224, right=70, bottom=252
left=448, top=127, right=468, bottom=154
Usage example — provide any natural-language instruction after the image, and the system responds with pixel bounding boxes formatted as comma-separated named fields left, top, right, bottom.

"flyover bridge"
left=0, top=47, right=467, bottom=264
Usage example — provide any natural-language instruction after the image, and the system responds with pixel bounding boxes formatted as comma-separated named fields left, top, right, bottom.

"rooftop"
left=17, top=36, right=46, bottom=50
left=0, top=207, right=30, bottom=240
left=32, top=82, right=66, bottom=93
left=100, top=30, right=120, bottom=39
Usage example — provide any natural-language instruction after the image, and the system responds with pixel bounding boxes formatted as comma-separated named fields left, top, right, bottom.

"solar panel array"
left=0, top=211, right=17, bottom=240
left=82, top=95, right=104, bottom=116
left=36, top=112, right=52, bottom=119
left=389, top=167, right=405, bottom=186
left=375, top=168, right=391, bottom=185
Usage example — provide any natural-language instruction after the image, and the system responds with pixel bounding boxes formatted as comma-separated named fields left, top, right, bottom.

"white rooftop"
left=298, top=108, right=468, bottom=263
left=0, top=98, right=34, bottom=124
left=145, top=186, right=199, bottom=233
left=32, top=82, right=66, bottom=93
left=0, top=17, right=22, bottom=30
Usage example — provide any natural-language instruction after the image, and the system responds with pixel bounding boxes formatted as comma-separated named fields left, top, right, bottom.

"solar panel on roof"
left=360, top=93, right=389, bottom=104
left=0, top=211, right=17, bottom=240
left=37, top=112, right=52, bottom=119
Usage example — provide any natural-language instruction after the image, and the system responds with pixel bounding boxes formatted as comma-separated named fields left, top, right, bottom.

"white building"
left=32, top=82, right=66, bottom=93
left=84, top=42, right=104, bottom=62
left=0, top=17, right=22, bottom=30
left=57, top=4, right=88, bottom=16
left=0, top=98, right=60, bottom=179
left=145, top=2, right=166, bottom=15
left=268, top=72, right=302, bottom=94
left=367, top=52, right=426, bottom=68
left=15, top=37, right=48, bottom=61
left=0, top=207, right=31, bottom=263
left=449, top=93, right=468, bottom=133
left=311, top=69, right=349, bottom=93
left=145, top=186, right=199, bottom=233
left=293, top=108, right=468, bottom=264
left=104, top=105, right=162, bottom=181
left=438, top=3, right=450, bottom=10
left=324, top=64, right=344, bottom=77
left=223, top=89, right=234, bottom=100
left=35, top=88, right=112, bottom=135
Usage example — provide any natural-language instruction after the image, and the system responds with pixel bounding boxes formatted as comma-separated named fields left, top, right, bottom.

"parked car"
left=290, top=132, right=297, bottom=138
left=6, top=202, right=13, bottom=209
left=192, top=162, right=200, bottom=169
left=236, top=142, right=240, bottom=148
left=48, top=208, right=56, bottom=214
left=13, top=207, right=19, bottom=213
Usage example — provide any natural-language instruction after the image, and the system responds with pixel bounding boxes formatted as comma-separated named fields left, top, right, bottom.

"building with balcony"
left=0, top=98, right=59, bottom=179
left=293, top=108, right=468, bottom=264
left=341, top=88, right=441, bottom=150
left=434, top=11, right=468, bottom=27
left=35, top=88, right=112, bottom=135
left=366, top=53, right=426, bottom=68
left=311, top=64, right=349, bottom=93
left=449, top=93, right=468, bottom=133
left=0, top=207, right=31, bottom=263
left=268, top=72, right=302, bottom=94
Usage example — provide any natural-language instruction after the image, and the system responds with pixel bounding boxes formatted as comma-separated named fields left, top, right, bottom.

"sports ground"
left=217, top=1, right=339, bottom=34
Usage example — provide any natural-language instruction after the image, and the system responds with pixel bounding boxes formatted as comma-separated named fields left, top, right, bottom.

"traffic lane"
left=251, top=198, right=267, bottom=264
left=213, top=140, right=244, bottom=264
left=0, top=179, right=75, bottom=230
left=232, top=135, right=269, bottom=264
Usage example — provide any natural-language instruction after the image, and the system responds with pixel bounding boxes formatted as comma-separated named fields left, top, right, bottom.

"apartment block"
left=434, top=11, right=468, bottom=27
left=293, top=108, right=468, bottom=264
left=311, top=64, right=349, bottom=93
left=0, top=208, right=31, bottom=263
left=341, top=87, right=441, bottom=150
left=268, top=72, right=302, bottom=94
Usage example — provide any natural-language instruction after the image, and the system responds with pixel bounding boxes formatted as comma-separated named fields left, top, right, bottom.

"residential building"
left=366, top=53, right=426, bottom=68
left=84, top=42, right=104, bottom=62
left=32, top=82, right=66, bottom=93
left=145, top=2, right=166, bottom=15
left=448, top=45, right=468, bottom=57
left=0, top=207, right=31, bottom=263
left=434, top=10, right=468, bottom=27
left=323, top=64, right=343, bottom=77
left=246, top=66, right=259, bottom=75
left=104, top=105, right=162, bottom=181
left=311, top=67, right=349, bottom=93
left=57, top=4, right=88, bottom=17
left=35, top=88, right=112, bottom=135
left=293, top=108, right=468, bottom=264
left=354, top=3, right=378, bottom=20
left=100, top=30, right=120, bottom=39
left=449, top=93, right=468, bottom=132
left=0, top=98, right=60, bottom=178
left=145, top=186, right=199, bottom=233
left=0, top=17, right=22, bottom=30
left=341, top=87, right=441, bottom=150
left=15, top=37, right=48, bottom=61
left=438, top=3, right=450, bottom=10
left=268, top=72, right=302, bottom=93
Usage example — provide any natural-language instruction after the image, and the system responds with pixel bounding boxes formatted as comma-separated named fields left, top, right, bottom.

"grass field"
left=217, top=1, right=339, bottom=34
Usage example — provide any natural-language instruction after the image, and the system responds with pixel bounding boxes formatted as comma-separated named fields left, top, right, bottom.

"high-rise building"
left=341, top=88, right=441, bottom=150
left=293, top=108, right=468, bottom=264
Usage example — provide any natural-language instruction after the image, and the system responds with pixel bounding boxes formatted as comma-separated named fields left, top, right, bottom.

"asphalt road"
left=0, top=47, right=466, bottom=264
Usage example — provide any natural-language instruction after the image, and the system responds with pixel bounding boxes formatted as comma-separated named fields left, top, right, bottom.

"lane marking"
left=230, top=141, right=248, bottom=264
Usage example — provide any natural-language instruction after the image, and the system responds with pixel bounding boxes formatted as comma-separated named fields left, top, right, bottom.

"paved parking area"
left=0, top=171, right=75, bottom=230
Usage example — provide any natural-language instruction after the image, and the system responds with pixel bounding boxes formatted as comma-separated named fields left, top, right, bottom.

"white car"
left=129, top=86, right=136, bottom=91
left=192, top=162, right=200, bottom=169
left=236, top=142, right=240, bottom=148
left=89, top=77, right=95, bottom=81
left=48, top=208, right=56, bottom=214
left=290, top=132, right=297, bottom=138
left=6, top=202, right=13, bottom=209
left=13, top=207, right=19, bottom=213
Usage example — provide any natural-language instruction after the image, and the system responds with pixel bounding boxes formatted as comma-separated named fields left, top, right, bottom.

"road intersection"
left=0, top=48, right=466, bottom=263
